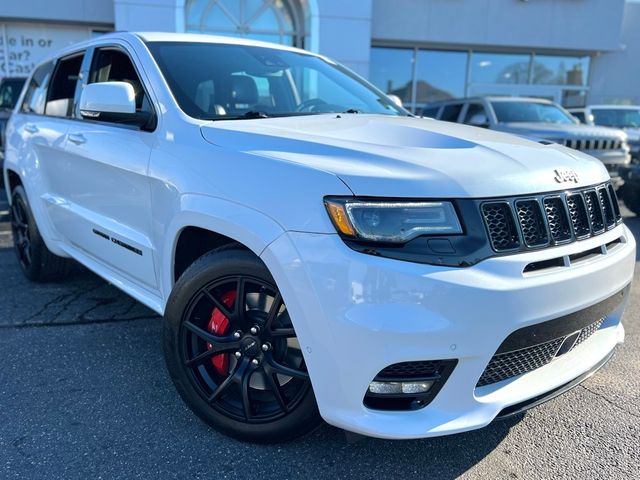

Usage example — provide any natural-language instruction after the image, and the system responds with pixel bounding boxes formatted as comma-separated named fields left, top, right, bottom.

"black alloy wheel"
left=10, top=191, right=33, bottom=269
left=163, top=248, right=321, bottom=442
left=9, top=185, right=71, bottom=282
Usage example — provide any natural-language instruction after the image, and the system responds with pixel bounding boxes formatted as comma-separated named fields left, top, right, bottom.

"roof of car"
left=134, top=32, right=311, bottom=55
left=424, top=96, right=555, bottom=107
left=486, top=96, right=554, bottom=103
left=584, top=104, right=640, bottom=110
left=33, top=31, right=319, bottom=68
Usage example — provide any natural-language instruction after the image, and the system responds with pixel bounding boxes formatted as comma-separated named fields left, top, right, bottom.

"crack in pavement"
left=18, top=282, right=105, bottom=326
left=579, top=384, right=640, bottom=419
left=0, top=314, right=158, bottom=329
left=6, top=276, right=158, bottom=328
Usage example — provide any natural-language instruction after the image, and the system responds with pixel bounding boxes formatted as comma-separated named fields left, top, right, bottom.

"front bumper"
left=261, top=224, right=635, bottom=439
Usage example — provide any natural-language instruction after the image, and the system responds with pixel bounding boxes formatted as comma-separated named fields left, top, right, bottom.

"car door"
left=52, top=44, right=159, bottom=290
left=10, top=58, right=75, bottom=244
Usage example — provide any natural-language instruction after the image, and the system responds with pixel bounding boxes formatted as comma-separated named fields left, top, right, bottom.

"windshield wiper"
left=205, top=111, right=272, bottom=121
left=342, top=108, right=361, bottom=114
left=242, top=110, right=270, bottom=119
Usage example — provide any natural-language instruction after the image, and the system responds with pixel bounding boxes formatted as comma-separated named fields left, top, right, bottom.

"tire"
left=10, top=185, right=71, bottom=282
left=622, top=184, right=640, bottom=216
left=163, top=248, right=322, bottom=443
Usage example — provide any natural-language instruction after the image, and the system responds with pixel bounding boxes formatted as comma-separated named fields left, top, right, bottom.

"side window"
left=462, top=103, right=489, bottom=125
left=46, top=54, right=84, bottom=118
left=572, top=111, right=586, bottom=123
left=21, top=62, right=55, bottom=115
left=440, top=104, right=463, bottom=122
left=89, top=48, right=152, bottom=115
left=420, top=107, right=440, bottom=118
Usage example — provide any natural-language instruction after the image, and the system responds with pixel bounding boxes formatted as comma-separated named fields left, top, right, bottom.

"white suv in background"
left=420, top=97, right=631, bottom=186
left=3, top=33, right=636, bottom=443
left=569, top=105, right=640, bottom=161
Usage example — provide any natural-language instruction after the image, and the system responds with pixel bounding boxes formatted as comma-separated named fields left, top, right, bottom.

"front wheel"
left=162, top=248, right=321, bottom=443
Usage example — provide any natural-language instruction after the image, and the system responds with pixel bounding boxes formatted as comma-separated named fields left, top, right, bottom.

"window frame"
left=20, top=61, right=55, bottom=116
left=76, top=44, right=158, bottom=132
left=16, top=43, right=159, bottom=133
left=17, top=50, right=86, bottom=120
left=439, top=102, right=465, bottom=123
left=461, top=102, right=489, bottom=125
left=45, top=50, right=86, bottom=119
left=569, top=109, right=586, bottom=124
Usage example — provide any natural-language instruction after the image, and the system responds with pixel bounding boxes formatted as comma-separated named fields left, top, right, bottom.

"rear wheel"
left=10, top=185, right=71, bottom=282
left=163, top=248, right=321, bottom=443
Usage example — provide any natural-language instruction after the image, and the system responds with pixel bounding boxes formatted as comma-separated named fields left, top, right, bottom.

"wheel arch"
left=4, top=168, right=23, bottom=201
left=162, top=194, right=286, bottom=302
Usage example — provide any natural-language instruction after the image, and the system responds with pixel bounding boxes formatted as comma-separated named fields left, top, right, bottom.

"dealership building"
left=1, top=0, right=638, bottom=112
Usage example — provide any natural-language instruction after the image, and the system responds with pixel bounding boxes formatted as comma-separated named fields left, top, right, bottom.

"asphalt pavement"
left=0, top=187, right=638, bottom=480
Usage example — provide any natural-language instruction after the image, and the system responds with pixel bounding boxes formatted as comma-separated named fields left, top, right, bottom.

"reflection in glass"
left=414, top=50, right=467, bottom=105
left=533, top=55, right=590, bottom=86
left=562, top=89, right=587, bottom=108
left=369, top=47, right=414, bottom=106
left=471, top=53, right=530, bottom=84
left=185, top=0, right=301, bottom=47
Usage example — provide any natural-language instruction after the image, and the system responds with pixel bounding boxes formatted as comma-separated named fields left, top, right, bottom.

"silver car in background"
left=419, top=97, right=631, bottom=186
left=569, top=105, right=640, bottom=162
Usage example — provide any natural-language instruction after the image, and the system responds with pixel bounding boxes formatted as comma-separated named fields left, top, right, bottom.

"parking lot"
left=0, top=187, right=638, bottom=480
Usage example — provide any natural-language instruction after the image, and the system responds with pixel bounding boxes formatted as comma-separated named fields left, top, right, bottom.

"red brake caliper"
left=207, top=289, right=237, bottom=375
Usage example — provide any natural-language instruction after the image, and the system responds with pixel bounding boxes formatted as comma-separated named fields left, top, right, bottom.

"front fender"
left=160, top=193, right=286, bottom=302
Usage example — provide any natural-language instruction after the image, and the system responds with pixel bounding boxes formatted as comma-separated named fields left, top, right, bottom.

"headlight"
left=324, top=198, right=463, bottom=243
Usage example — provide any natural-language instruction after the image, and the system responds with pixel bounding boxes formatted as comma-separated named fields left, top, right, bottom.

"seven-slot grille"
left=482, top=183, right=621, bottom=253
left=562, top=138, right=623, bottom=151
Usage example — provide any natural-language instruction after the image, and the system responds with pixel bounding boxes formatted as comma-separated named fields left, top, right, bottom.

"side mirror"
left=386, top=94, right=404, bottom=108
left=468, top=113, right=489, bottom=128
left=79, top=81, right=149, bottom=127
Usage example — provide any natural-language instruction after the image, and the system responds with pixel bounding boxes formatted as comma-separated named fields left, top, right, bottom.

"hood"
left=494, top=122, right=627, bottom=141
left=200, top=114, right=610, bottom=198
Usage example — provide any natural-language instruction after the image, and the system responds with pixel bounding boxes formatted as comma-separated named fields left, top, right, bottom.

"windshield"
left=0, top=78, right=26, bottom=109
left=491, top=101, right=576, bottom=125
left=592, top=108, right=640, bottom=128
left=147, top=42, right=407, bottom=120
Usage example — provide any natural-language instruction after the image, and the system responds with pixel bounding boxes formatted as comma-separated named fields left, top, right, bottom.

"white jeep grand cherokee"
left=3, top=32, right=636, bottom=443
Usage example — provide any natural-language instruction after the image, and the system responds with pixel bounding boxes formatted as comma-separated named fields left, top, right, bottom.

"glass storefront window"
left=532, top=55, right=590, bottom=86
left=369, top=47, right=414, bottom=107
left=185, top=0, right=302, bottom=47
left=369, top=47, right=593, bottom=109
left=562, top=89, right=588, bottom=108
left=470, top=52, right=530, bottom=84
left=414, top=50, right=467, bottom=105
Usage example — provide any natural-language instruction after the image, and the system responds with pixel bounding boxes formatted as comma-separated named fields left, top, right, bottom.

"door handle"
left=24, top=124, right=38, bottom=134
left=68, top=133, right=86, bottom=145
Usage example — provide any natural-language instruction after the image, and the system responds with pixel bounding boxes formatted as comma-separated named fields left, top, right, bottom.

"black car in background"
left=0, top=77, right=26, bottom=187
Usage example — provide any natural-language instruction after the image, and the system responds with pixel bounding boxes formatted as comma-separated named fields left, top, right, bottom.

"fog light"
left=368, top=380, right=434, bottom=395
